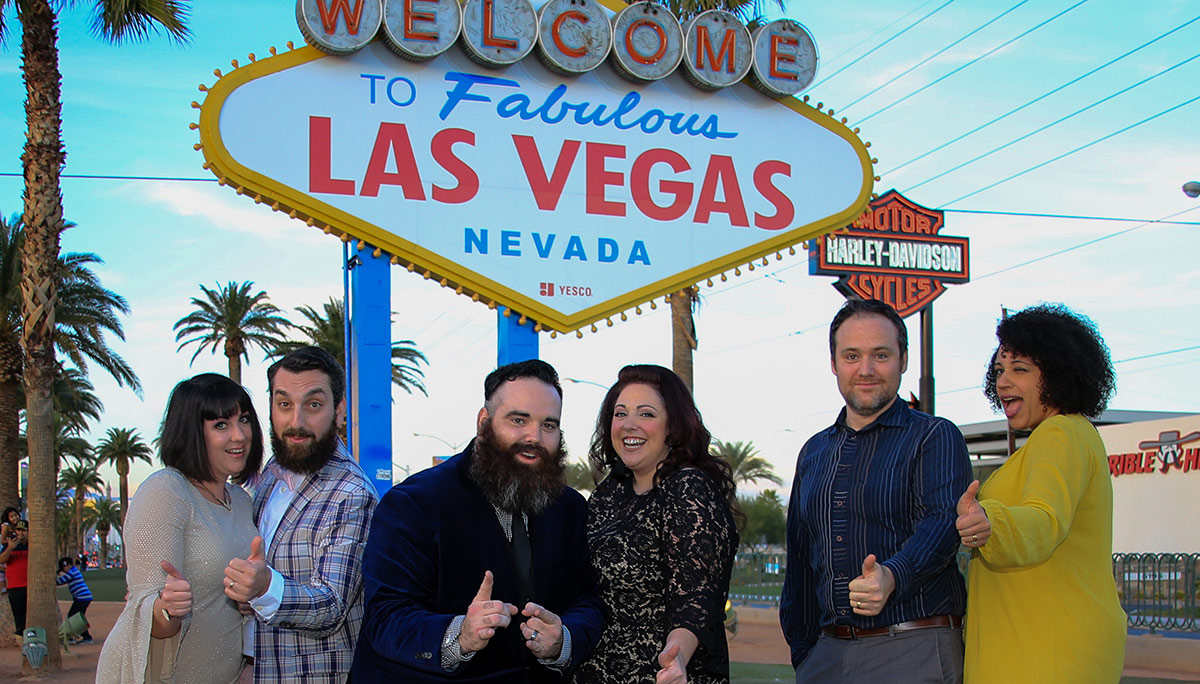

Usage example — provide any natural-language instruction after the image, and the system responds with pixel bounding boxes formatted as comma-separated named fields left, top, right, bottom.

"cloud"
left=133, top=181, right=331, bottom=247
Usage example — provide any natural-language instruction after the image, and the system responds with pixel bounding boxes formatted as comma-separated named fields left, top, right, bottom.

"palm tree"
left=565, top=460, right=598, bottom=494
left=174, top=281, right=293, bottom=384
left=94, top=427, right=153, bottom=538
left=58, top=458, right=102, bottom=560
left=84, top=496, right=120, bottom=569
left=711, top=439, right=782, bottom=488
left=271, top=297, right=429, bottom=396
left=52, top=365, right=103, bottom=436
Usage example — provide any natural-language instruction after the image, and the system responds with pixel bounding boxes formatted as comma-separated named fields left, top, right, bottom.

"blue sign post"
left=348, top=247, right=394, bottom=498
left=497, top=311, right=539, bottom=366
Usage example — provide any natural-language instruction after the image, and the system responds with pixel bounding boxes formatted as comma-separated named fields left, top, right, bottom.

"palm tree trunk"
left=19, top=0, right=66, bottom=671
left=227, top=351, right=242, bottom=384
left=118, top=459, right=129, bottom=566
left=670, top=289, right=697, bottom=393
left=0, top=375, right=22, bottom=511
left=74, top=493, right=84, bottom=558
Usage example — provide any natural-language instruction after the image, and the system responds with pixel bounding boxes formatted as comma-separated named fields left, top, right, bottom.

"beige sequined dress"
left=97, top=467, right=256, bottom=684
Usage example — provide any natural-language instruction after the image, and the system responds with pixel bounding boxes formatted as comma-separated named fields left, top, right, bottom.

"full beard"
left=469, top=418, right=567, bottom=516
left=270, top=423, right=339, bottom=475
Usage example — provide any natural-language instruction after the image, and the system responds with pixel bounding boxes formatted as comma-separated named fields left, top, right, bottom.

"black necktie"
left=510, top=513, right=534, bottom=607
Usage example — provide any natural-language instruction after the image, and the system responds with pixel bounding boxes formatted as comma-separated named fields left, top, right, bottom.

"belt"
left=822, top=614, right=962, bottom=639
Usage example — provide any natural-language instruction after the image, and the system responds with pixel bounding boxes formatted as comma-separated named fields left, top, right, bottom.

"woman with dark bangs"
left=573, top=364, right=739, bottom=684
left=98, top=373, right=263, bottom=684
left=956, top=304, right=1126, bottom=683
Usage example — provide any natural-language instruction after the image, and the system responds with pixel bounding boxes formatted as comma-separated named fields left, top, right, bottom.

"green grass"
left=56, top=567, right=127, bottom=603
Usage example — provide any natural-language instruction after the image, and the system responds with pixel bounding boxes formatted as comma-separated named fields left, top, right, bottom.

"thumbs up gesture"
left=460, top=571, right=518, bottom=654
left=847, top=554, right=895, bottom=616
left=225, top=535, right=271, bottom=602
left=956, top=480, right=990, bottom=548
left=656, top=643, right=687, bottom=684
left=159, top=560, right=193, bottom=618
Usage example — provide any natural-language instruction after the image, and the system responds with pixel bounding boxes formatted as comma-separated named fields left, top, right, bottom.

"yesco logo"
left=539, top=282, right=593, bottom=298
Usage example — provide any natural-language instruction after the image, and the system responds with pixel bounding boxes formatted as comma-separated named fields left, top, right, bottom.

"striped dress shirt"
left=780, top=397, right=971, bottom=668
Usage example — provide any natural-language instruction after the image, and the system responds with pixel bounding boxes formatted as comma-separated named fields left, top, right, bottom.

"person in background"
left=0, top=506, right=19, bottom=595
left=573, top=364, right=740, bottom=684
left=0, top=519, right=28, bottom=634
left=96, top=373, right=263, bottom=683
left=957, top=304, right=1126, bottom=683
left=58, top=556, right=95, bottom=644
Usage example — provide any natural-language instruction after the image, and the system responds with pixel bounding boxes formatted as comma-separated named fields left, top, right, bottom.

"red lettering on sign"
left=586, top=142, right=626, bottom=217
left=631, top=148, right=692, bottom=221
left=430, top=128, right=478, bottom=204
left=482, top=0, right=518, bottom=49
left=1185, top=448, right=1200, bottom=473
left=513, top=136, right=581, bottom=211
left=1108, top=453, right=1123, bottom=477
left=552, top=11, right=589, bottom=58
left=317, top=0, right=367, bottom=35
left=1143, top=451, right=1157, bottom=472
left=626, top=19, right=667, bottom=65
left=694, top=155, right=748, bottom=227
left=360, top=123, right=426, bottom=199
left=752, top=160, right=792, bottom=230
left=694, top=25, right=736, bottom=73
left=769, top=34, right=798, bottom=80
left=1123, top=452, right=1137, bottom=475
left=404, top=0, right=438, bottom=41
left=308, top=116, right=356, bottom=196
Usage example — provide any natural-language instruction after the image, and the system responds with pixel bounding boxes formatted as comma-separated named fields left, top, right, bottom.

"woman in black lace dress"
left=573, top=365, right=739, bottom=684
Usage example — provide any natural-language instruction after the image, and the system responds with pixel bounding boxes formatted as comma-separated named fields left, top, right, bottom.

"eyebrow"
left=615, top=402, right=660, bottom=411
left=273, top=388, right=329, bottom=400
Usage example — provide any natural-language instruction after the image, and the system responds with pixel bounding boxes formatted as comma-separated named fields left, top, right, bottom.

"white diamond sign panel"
left=199, top=34, right=871, bottom=332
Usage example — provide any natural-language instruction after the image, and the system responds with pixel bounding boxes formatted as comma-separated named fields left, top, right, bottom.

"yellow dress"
left=964, top=414, right=1126, bottom=684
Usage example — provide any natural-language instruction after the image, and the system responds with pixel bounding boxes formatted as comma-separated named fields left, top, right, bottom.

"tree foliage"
left=173, top=281, right=293, bottom=384
left=738, top=489, right=786, bottom=551
left=711, top=439, right=782, bottom=487
left=95, top=427, right=153, bottom=541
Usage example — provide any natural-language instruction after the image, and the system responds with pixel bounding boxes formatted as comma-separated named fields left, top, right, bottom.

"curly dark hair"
left=983, top=303, right=1115, bottom=419
left=588, top=365, right=739, bottom=518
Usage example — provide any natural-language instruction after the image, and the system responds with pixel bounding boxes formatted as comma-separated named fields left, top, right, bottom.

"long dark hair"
left=160, top=373, right=264, bottom=485
left=588, top=365, right=739, bottom=516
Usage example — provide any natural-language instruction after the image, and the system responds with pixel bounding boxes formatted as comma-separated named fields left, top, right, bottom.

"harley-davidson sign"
left=197, top=0, right=873, bottom=333
left=809, top=190, right=969, bottom=318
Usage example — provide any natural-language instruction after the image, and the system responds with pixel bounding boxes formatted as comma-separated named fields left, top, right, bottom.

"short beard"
left=270, top=422, right=339, bottom=475
left=469, top=418, right=567, bottom=516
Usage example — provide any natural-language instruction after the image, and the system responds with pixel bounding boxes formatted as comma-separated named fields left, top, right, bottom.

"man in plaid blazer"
left=224, top=347, right=379, bottom=683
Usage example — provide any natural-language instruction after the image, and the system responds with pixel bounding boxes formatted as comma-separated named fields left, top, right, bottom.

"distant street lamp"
left=1184, top=181, right=1200, bottom=198
left=565, top=377, right=608, bottom=390
left=412, top=432, right=468, bottom=451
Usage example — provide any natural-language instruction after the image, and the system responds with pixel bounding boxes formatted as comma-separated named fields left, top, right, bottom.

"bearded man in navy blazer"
left=349, top=359, right=603, bottom=683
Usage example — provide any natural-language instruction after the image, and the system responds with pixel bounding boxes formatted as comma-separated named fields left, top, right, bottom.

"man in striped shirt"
left=780, top=299, right=972, bottom=683
left=57, top=556, right=93, bottom=643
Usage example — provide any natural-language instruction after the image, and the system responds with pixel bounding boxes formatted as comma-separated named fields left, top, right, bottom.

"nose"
left=995, top=369, right=1010, bottom=390
left=281, top=405, right=305, bottom=431
left=232, top=420, right=249, bottom=443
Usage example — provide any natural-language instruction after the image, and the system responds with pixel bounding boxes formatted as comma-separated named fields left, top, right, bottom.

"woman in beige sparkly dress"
left=98, top=374, right=263, bottom=683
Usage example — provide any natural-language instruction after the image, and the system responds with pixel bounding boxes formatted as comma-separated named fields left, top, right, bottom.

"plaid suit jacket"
left=252, top=443, right=379, bottom=683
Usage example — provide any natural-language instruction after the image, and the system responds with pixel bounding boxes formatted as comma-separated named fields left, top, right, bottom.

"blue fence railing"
left=729, top=551, right=1200, bottom=633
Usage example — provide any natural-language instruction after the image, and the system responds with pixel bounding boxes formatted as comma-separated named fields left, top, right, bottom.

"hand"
left=956, top=480, right=990, bottom=548
left=225, top=536, right=271, bottom=602
left=848, top=554, right=894, bottom=616
left=236, top=601, right=254, bottom=616
left=656, top=643, right=687, bottom=684
left=520, top=602, right=564, bottom=660
left=459, top=571, right=517, bottom=654
left=159, top=560, right=193, bottom=618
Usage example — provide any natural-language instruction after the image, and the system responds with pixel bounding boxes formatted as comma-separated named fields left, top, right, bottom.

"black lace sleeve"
left=660, top=468, right=738, bottom=677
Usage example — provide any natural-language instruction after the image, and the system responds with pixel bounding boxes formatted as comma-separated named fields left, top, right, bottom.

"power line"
left=819, top=0, right=942, bottom=70
left=943, top=208, right=1200, bottom=226
left=903, top=51, right=1200, bottom=193
left=840, top=0, right=1032, bottom=112
left=852, top=0, right=1091, bottom=127
left=970, top=205, right=1200, bottom=280
left=0, top=172, right=216, bottom=182
left=809, top=0, right=957, bottom=91
left=882, top=14, right=1200, bottom=176
left=939, top=93, right=1200, bottom=206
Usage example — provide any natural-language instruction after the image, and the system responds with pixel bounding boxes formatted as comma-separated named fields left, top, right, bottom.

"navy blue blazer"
left=349, top=443, right=604, bottom=682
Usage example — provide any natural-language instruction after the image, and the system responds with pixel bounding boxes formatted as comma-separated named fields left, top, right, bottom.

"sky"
left=1, top=0, right=1198, bottom=499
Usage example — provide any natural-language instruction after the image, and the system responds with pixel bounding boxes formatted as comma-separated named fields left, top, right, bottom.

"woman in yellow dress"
left=956, top=304, right=1126, bottom=683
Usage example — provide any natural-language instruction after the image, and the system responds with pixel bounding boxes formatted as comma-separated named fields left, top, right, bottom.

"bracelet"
left=157, top=590, right=172, bottom=622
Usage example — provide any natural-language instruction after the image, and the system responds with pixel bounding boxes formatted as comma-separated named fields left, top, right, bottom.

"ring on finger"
left=855, top=600, right=861, bottom=609
left=228, top=579, right=236, bottom=589
left=528, top=630, right=539, bottom=642
left=972, top=534, right=978, bottom=544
